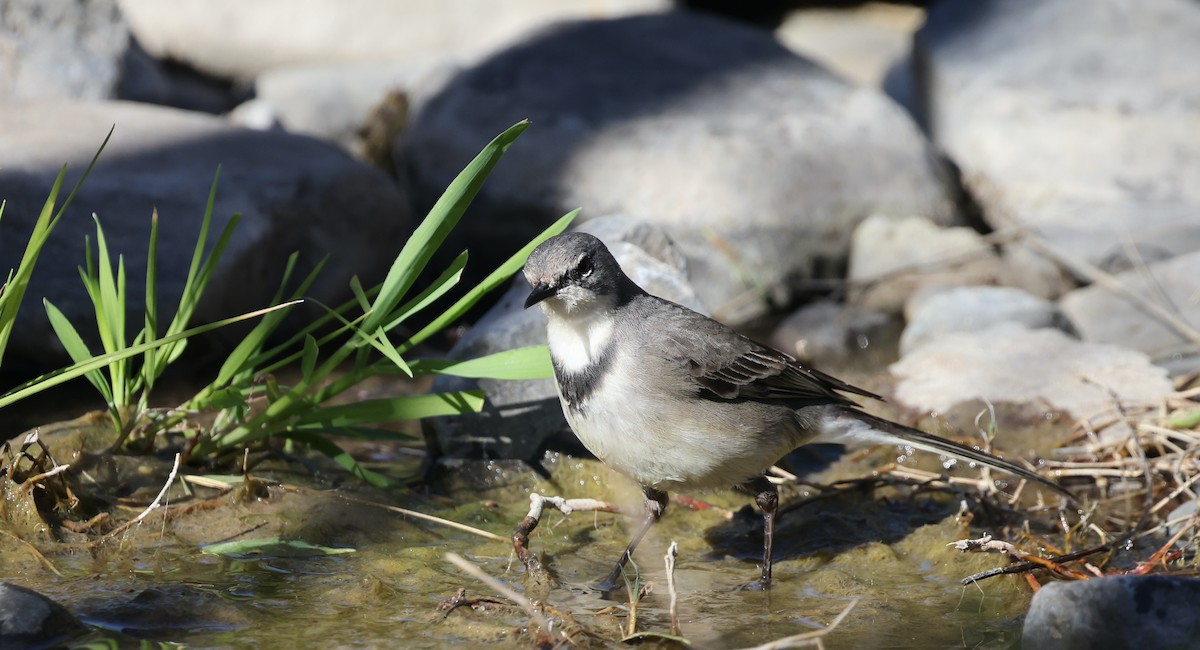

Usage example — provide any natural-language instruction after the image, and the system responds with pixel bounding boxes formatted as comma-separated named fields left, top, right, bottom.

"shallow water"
left=2, top=443, right=1057, bottom=649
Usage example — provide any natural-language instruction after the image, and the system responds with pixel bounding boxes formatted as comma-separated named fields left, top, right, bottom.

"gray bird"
left=523, top=231, right=1070, bottom=590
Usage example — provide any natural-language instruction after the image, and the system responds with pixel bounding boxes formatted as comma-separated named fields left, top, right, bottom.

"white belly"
left=558, top=353, right=799, bottom=490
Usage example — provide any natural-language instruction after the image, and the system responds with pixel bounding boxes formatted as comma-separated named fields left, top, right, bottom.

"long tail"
left=818, top=406, right=1074, bottom=503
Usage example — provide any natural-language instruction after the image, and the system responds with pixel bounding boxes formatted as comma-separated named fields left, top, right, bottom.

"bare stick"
left=445, top=552, right=550, bottom=632
left=665, top=541, right=680, bottom=636
left=513, top=493, right=625, bottom=582
left=17, top=463, right=71, bottom=492
left=736, top=597, right=860, bottom=650
left=0, top=528, right=62, bottom=576
left=329, top=492, right=506, bottom=542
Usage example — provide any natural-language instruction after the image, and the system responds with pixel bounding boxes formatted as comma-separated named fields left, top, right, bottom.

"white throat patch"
left=545, top=310, right=614, bottom=374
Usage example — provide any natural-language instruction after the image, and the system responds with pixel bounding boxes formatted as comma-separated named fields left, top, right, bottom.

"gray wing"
left=688, top=342, right=880, bottom=406
left=637, top=295, right=881, bottom=407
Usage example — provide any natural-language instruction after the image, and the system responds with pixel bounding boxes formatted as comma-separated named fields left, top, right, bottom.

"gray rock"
left=1023, top=576, right=1200, bottom=650
left=900, top=286, right=1074, bottom=355
left=769, top=299, right=896, bottom=368
left=1059, top=251, right=1200, bottom=363
left=915, top=0, right=1200, bottom=269
left=848, top=214, right=1004, bottom=314
left=0, top=101, right=411, bottom=362
left=0, top=582, right=85, bottom=649
left=0, top=0, right=130, bottom=100
left=118, top=0, right=668, bottom=81
left=404, top=12, right=956, bottom=325
left=425, top=217, right=702, bottom=466
left=891, top=324, right=1173, bottom=422
left=996, top=243, right=1076, bottom=302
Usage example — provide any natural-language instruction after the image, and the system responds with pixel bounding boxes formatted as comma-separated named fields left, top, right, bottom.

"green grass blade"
left=300, top=335, right=318, bottom=381
left=362, top=120, right=529, bottom=333
left=407, top=345, right=553, bottom=380
left=142, top=208, right=161, bottom=391
left=0, top=128, right=113, bottom=365
left=44, top=299, right=112, bottom=403
left=349, top=276, right=372, bottom=312
left=402, top=209, right=577, bottom=352
left=379, top=251, right=467, bottom=332
left=208, top=256, right=323, bottom=391
left=0, top=300, right=301, bottom=410
left=289, top=390, right=485, bottom=429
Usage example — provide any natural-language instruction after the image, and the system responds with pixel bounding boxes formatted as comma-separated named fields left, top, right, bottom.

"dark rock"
left=1023, top=575, right=1200, bottom=649
left=0, top=583, right=85, bottom=649
left=0, top=101, right=411, bottom=364
left=769, top=299, right=896, bottom=368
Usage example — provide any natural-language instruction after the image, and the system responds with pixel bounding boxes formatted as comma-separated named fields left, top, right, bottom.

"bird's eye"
left=575, top=255, right=593, bottom=278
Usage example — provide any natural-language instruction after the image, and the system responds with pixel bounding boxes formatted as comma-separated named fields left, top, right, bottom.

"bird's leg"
left=740, top=475, right=779, bottom=588
left=595, top=486, right=668, bottom=593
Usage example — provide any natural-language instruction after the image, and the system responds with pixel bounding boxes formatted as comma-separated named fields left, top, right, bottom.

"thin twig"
left=328, top=491, right=506, bottom=542
left=665, top=541, right=680, bottom=636
left=444, top=552, right=550, bottom=632
left=0, top=528, right=62, bottom=576
left=736, top=597, right=860, bottom=650
left=16, top=463, right=71, bottom=492
left=90, top=452, right=181, bottom=546
left=513, top=493, right=626, bottom=582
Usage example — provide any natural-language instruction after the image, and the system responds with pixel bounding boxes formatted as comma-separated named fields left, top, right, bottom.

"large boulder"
left=404, top=11, right=956, bottom=324
left=118, top=0, right=668, bottom=81
left=0, top=101, right=411, bottom=363
left=915, top=0, right=1200, bottom=269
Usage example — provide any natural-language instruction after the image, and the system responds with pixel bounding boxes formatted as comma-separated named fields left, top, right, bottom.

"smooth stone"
left=900, top=286, right=1075, bottom=355
left=0, top=0, right=129, bottom=101
left=1023, top=576, right=1200, bottom=649
left=0, top=583, right=85, bottom=649
left=118, top=0, right=669, bottom=80
left=848, top=214, right=1004, bottom=314
left=769, top=299, right=896, bottom=368
left=891, top=324, right=1173, bottom=422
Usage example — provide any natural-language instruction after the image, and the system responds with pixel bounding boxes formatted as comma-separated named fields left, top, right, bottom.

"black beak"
left=524, top=282, right=558, bottom=309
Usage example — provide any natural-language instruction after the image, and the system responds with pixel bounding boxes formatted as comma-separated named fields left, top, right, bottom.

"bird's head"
left=523, top=232, right=623, bottom=315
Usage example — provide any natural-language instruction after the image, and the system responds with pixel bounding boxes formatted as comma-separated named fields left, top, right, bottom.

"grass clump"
left=4, top=120, right=571, bottom=488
